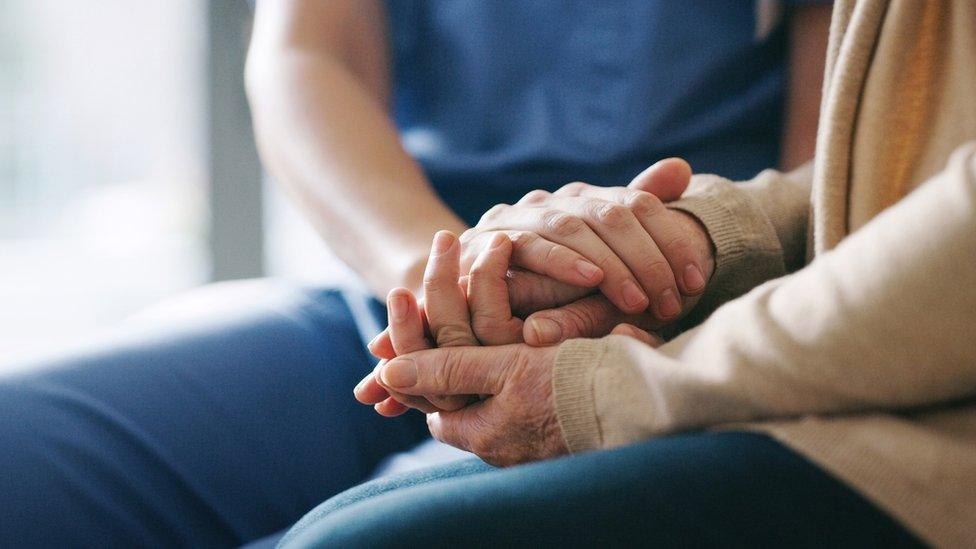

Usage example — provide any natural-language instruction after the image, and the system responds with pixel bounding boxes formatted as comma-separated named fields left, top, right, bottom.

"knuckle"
left=542, top=242, right=566, bottom=268
left=556, top=181, right=588, bottom=195
left=458, top=228, right=478, bottom=245
left=479, top=203, right=509, bottom=225
left=559, top=306, right=599, bottom=337
left=591, top=249, right=621, bottom=272
left=422, top=273, right=451, bottom=288
left=431, top=350, right=460, bottom=388
left=471, top=315, right=501, bottom=337
left=542, top=210, right=585, bottom=238
left=641, top=260, right=675, bottom=289
left=507, top=230, right=538, bottom=251
left=434, top=324, right=475, bottom=347
left=467, top=267, right=497, bottom=288
left=594, top=202, right=632, bottom=228
left=660, top=234, right=694, bottom=260
left=519, top=189, right=550, bottom=205
left=627, top=192, right=664, bottom=217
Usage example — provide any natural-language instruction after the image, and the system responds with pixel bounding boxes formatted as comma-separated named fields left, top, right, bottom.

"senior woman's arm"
left=246, top=0, right=467, bottom=297
left=554, top=144, right=976, bottom=452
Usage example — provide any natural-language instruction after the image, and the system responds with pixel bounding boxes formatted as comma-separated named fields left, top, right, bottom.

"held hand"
left=460, top=158, right=709, bottom=323
left=370, top=158, right=714, bottom=351
left=376, top=327, right=661, bottom=466
left=355, top=231, right=525, bottom=413
left=522, top=208, right=713, bottom=345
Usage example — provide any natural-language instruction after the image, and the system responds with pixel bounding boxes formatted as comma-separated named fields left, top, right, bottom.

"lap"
left=281, top=431, right=921, bottom=548
left=0, top=279, right=428, bottom=547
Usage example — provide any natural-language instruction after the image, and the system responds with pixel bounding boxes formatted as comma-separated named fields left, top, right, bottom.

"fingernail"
left=432, top=231, right=453, bottom=254
left=656, top=288, right=681, bottom=319
left=367, top=332, right=383, bottom=349
left=389, top=294, right=408, bottom=322
left=683, top=264, right=705, bottom=292
left=574, top=260, right=602, bottom=281
left=381, top=358, right=417, bottom=388
left=529, top=317, right=563, bottom=344
left=620, top=280, right=649, bottom=310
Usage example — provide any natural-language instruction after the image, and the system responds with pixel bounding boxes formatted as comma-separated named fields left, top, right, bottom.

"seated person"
left=0, top=1, right=832, bottom=546
left=282, top=1, right=976, bottom=547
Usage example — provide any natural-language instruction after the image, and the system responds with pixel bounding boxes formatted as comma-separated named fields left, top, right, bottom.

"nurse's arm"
left=246, top=0, right=467, bottom=299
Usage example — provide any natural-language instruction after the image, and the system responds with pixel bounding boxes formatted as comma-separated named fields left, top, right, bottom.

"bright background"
left=0, top=2, right=341, bottom=370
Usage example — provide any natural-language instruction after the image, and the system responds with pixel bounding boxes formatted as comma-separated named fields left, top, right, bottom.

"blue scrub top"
left=386, top=1, right=802, bottom=225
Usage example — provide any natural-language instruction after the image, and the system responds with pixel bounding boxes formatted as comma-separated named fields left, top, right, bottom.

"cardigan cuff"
left=668, top=174, right=787, bottom=325
left=552, top=338, right=606, bottom=453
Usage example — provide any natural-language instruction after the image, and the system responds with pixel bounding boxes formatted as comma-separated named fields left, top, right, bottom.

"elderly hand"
left=377, top=323, right=661, bottom=466
left=355, top=229, right=524, bottom=415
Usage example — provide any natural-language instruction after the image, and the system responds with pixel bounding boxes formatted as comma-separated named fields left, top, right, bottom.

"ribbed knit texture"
left=668, top=174, right=785, bottom=325
left=552, top=339, right=605, bottom=452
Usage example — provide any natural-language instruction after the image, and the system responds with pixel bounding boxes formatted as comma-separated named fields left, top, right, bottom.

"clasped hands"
left=353, top=159, right=714, bottom=466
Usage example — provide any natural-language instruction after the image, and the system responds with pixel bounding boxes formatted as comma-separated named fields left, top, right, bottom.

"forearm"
left=247, top=29, right=464, bottom=298
left=555, top=144, right=976, bottom=451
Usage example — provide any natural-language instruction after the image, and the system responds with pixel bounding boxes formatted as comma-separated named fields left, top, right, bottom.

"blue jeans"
left=280, top=432, right=921, bottom=548
left=0, top=281, right=429, bottom=547
left=0, top=281, right=918, bottom=547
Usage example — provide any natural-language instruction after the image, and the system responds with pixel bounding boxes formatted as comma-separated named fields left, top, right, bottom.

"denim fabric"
left=0, top=281, right=429, bottom=547
left=280, top=432, right=921, bottom=548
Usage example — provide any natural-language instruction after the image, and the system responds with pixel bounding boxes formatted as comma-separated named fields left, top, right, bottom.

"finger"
left=355, top=361, right=391, bottom=404
left=426, top=404, right=487, bottom=454
left=468, top=234, right=524, bottom=345
left=389, top=279, right=472, bottom=411
left=563, top=187, right=706, bottom=297
left=627, top=158, right=691, bottom=201
left=424, top=231, right=480, bottom=347
left=387, top=390, right=442, bottom=414
left=379, top=345, right=520, bottom=396
left=387, top=288, right=429, bottom=355
left=354, top=373, right=391, bottom=404
left=523, top=294, right=661, bottom=346
left=477, top=206, right=650, bottom=314
left=367, top=328, right=396, bottom=360
left=460, top=230, right=603, bottom=288
left=544, top=196, right=681, bottom=320
left=504, top=270, right=592, bottom=318
left=358, top=360, right=448, bottom=412
left=610, top=323, right=664, bottom=347
left=374, top=397, right=409, bottom=417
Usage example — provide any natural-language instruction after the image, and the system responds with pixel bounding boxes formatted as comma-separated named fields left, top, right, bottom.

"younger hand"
left=461, top=158, right=709, bottom=322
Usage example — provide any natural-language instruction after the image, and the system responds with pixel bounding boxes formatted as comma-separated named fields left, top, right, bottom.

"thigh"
left=0, top=280, right=428, bottom=547
left=282, top=432, right=922, bottom=548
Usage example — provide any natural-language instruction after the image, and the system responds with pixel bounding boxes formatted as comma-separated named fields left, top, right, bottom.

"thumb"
left=627, top=157, right=692, bottom=202
left=379, top=345, right=516, bottom=396
left=524, top=294, right=657, bottom=346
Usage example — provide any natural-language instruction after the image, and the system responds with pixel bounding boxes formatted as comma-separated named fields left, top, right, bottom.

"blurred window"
left=0, top=1, right=207, bottom=362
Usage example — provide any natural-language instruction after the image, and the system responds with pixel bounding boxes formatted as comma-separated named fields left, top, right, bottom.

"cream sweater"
left=551, top=1, right=976, bottom=546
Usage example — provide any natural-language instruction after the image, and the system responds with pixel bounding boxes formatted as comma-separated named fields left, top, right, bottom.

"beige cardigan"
left=551, top=1, right=976, bottom=546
